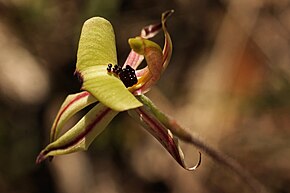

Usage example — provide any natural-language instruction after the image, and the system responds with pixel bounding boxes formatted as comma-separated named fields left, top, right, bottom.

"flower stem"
left=138, top=95, right=269, bottom=193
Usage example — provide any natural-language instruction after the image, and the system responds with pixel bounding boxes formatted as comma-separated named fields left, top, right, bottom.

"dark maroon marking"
left=107, top=63, right=112, bottom=72
left=113, top=64, right=122, bottom=74
left=136, top=107, right=183, bottom=166
left=144, top=23, right=162, bottom=37
left=74, top=70, right=83, bottom=84
left=38, top=107, right=111, bottom=163
left=51, top=91, right=91, bottom=141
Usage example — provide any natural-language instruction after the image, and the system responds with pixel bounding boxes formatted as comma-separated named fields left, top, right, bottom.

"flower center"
left=107, top=64, right=138, bottom=88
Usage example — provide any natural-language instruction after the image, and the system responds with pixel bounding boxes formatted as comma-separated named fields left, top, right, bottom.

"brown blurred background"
left=0, top=0, right=290, bottom=193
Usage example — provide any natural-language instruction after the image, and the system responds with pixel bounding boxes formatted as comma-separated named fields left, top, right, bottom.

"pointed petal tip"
left=74, top=70, right=83, bottom=84
left=187, top=152, right=202, bottom=171
left=35, top=152, right=46, bottom=164
left=36, top=152, right=54, bottom=164
left=163, top=10, right=174, bottom=21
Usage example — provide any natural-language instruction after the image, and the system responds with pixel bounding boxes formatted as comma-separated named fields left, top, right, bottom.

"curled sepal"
left=81, top=66, right=142, bottom=111
left=128, top=106, right=201, bottom=171
left=141, top=9, right=174, bottom=40
left=160, top=10, right=174, bottom=71
left=36, top=103, right=118, bottom=164
left=122, top=10, right=174, bottom=70
left=50, top=91, right=97, bottom=142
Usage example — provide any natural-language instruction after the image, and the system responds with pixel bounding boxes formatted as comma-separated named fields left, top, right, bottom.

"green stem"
left=138, top=94, right=269, bottom=193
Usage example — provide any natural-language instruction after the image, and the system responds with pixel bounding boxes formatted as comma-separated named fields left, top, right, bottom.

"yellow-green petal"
left=36, top=103, right=118, bottom=163
left=50, top=91, right=97, bottom=142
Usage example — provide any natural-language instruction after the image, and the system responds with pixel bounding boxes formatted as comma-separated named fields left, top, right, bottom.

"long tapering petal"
left=36, top=103, right=118, bottom=163
left=161, top=10, right=173, bottom=70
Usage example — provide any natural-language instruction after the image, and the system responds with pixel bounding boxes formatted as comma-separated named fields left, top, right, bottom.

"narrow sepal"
left=36, top=103, right=118, bottom=163
left=137, top=95, right=197, bottom=142
left=50, top=91, right=97, bottom=142
left=161, top=10, right=173, bottom=71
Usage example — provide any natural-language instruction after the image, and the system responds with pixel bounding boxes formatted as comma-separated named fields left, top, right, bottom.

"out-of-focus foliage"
left=0, top=0, right=289, bottom=193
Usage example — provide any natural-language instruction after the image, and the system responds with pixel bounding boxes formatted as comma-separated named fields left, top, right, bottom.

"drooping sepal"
left=36, top=103, right=118, bottom=163
left=128, top=105, right=201, bottom=171
left=137, top=95, right=195, bottom=141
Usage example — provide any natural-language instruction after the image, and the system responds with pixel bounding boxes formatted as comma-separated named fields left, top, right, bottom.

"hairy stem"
left=138, top=94, right=269, bottom=193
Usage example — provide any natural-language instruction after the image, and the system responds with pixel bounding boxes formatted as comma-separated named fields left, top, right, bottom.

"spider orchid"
left=36, top=10, right=201, bottom=171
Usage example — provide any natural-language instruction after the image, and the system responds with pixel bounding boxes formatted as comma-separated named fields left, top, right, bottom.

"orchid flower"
left=36, top=10, right=201, bottom=171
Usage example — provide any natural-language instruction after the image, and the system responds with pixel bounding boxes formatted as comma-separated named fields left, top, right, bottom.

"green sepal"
left=36, top=103, right=118, bottom=163
left=50, top=91, right=98, bottom=142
